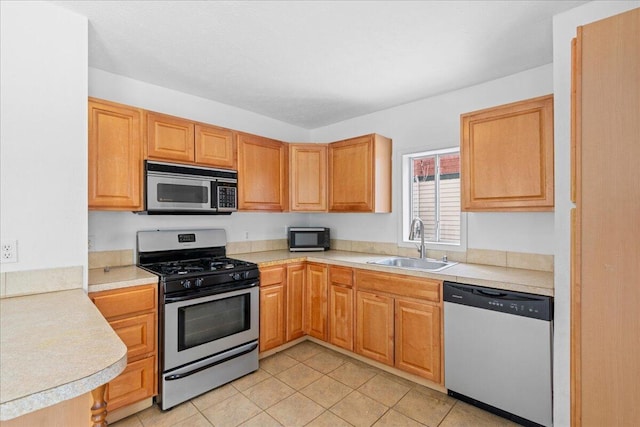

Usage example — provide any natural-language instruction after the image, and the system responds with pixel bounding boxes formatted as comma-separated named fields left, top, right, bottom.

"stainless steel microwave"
left=145, top=161, right=237, bottom=214
left=288, top=227, right=330, bottom=252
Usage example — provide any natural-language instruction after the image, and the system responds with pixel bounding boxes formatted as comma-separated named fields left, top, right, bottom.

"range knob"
left=195, top=278, right=204, bottom=287
left=232, top=273, right=241, bottom=280
left=181, top=279, right=192, bottom=289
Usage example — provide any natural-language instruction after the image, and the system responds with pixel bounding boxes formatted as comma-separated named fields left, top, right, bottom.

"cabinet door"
left=460, top=95, right=554, bottom=211
left=355, top=290, right=394, bottom=366
left=88, top=98, right=143, bottom=210
left=259, top=284, right=285, bottom=352
left=395, top=299, right=441, bottom=383
left=289, top=144, right=327, bottom=211
left=286, top=263, right=306, bottom=342
left=105, top=355, right=155, bottom=412
left=329, top=284, right=353, bottom=351
left=329, top=134, right=391, bottom=213
left=146, top=111, right=195, bottom=163
left=195, top=123, right=236, bottom=169
left=237, top=133, right=288, bottom=211
left=305, top=263, right=328, bottom=341
left=109, top=312, right=156, bottom=361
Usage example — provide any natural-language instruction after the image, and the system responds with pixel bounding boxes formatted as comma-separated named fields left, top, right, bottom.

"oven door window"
left=178, top=293, right=250, bottom=351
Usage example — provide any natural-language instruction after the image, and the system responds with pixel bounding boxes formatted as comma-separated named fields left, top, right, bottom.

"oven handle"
left=164, top=280, right=259, bottom=303
left=164, top=342, right=258, bottom=381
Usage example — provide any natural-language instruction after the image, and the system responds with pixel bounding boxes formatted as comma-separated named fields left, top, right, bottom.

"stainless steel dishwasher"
left=444, top=281, right=553, bottom=427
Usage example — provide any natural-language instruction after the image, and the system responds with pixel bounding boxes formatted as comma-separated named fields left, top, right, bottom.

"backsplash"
left=87, top=239, right=553, bottom=273
left=0, top=266, right=83, bottom=299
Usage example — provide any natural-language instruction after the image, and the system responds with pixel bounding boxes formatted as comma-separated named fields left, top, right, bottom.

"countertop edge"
left=0, top=352, right=127, bottom=421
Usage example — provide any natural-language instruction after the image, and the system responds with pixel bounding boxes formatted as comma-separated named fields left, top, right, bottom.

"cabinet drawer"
left=355, top=270, right=441, bottom=303
left=106, top=355, right=156, bottom=412
left=330, top=266, right=353, bottom=287
left=91, top=285, right=156, bottom=320
left=260, top=265, right=286, bottom=286
left=110, top=312, right=156, bottom=360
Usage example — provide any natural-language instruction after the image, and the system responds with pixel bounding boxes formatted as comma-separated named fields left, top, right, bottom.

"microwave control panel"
left=218, top=186, right=237, bottom=209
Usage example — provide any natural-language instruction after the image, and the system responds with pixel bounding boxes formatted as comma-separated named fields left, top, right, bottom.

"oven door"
left=163, top=284, right=259, bottom=371
left=147, top=173, right=213, bottom=212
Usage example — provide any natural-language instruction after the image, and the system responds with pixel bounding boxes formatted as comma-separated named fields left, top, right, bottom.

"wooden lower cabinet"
left=106, top=355, right=155, bottom=411
left=259, top=283, right=285, bottom=352
left=395, top=299, right=441, bottom=383
left=259, top=263, right=306, bottom=351
left=328, top=266, right=354, bottom=351
left=286, top=263, right=306, bottom=341
left=355, top=269, right=443, bottom=382
left=329, top=284, right=354, bottom=351
left=356, top=290, right=394, bottom=366
left=89, top=284, right=158, bottom=412
left=305, top=263, right=328, bottom=340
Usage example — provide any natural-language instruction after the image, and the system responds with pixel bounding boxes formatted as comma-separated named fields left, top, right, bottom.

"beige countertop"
left=85, top=249, right=554, bottom=297
left=0, top=289, right=128, bottom=421
left=88, top=265, right=159, bottom=293
left=234, top=250, right=554, bottom=296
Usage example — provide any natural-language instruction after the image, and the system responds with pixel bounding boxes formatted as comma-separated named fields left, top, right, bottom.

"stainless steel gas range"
left=137, top=229, right=259, bottom=411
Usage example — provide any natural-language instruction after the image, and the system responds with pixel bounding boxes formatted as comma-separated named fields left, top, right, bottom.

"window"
left=403, top=148, right=461, bottom=246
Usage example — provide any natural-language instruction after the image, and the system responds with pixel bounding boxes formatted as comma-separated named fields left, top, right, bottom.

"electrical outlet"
left=244, top=231, right=249, bottom=240
left=1, top=240, right=18, bottom=263
left=88, top=235, right=96, bottom=251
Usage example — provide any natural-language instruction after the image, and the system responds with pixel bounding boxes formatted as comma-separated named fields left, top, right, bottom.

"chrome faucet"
left=409, top=217, right=426, bottom=259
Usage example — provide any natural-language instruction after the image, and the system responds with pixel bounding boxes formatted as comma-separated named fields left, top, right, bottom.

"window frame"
left=401, top=147, right=467, bottom=251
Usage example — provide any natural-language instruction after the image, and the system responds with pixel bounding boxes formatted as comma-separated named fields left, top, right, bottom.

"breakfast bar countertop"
left=0, top=289, right=127, bottom=421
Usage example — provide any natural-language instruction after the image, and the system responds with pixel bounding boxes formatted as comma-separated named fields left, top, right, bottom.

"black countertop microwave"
left=288, top=227, right=330, bottom=252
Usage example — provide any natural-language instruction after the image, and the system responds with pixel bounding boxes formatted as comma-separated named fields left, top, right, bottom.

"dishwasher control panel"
left=443, top=281, right=553, bottom=321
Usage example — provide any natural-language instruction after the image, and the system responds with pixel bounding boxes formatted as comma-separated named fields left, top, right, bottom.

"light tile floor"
left=112, top=341, right=518, bottom=427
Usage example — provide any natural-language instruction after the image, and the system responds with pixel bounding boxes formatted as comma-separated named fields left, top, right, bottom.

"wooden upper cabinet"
left=328, top=134, right=392, bottom=213
left=195, top=124, right=236, bottom=169
left=147, top=111, right=236, bottom=168
left=146, top=111, right=195, bottom=163
left=460, top=95, right=554, bottom=211
left=237, top=133, right=288, bottom=211
left=289, top=143, right=327, bottom=212
left=88, top=98, right=143, bottom=210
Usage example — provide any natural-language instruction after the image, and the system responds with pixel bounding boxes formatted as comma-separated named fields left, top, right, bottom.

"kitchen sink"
left=367, top=257, right=457, bottom=272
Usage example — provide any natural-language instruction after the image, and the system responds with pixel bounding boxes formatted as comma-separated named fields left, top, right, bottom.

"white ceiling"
left=54, top=0, right=587, bottom=129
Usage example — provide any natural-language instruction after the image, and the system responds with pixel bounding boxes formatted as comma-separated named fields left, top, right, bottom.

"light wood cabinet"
left=395, top=299, right=441, bottom=383
left=146, top=112, right=194, bottom=163
left=355, top=290, right=394, bottom=366
left=259, top=265, right=286, bottom=352
left=88, top=98, right=143, bottom=210
left=89, top=284, right=157, bottom=412
left=328, top=266, right=354, bottom=351
left=571, top=9, right=640, bottom=426
left=289, top=143, right=328, bottom=211
left=147, top=111, right=236, bottom=168
left=305, top=263, right=328, bottom=340
left=286, top=263, right=306, bottom=341
left=259, top=263, right=307, bottom=351
left=460, top=95, right=554, bottom=211
left=195, top=123, right=236, bottom=168
left=355, top=269, right=443, bottom=381
left=238, top=133, right=288, bottom=211
left=328, top=134, right=392, bottom=212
